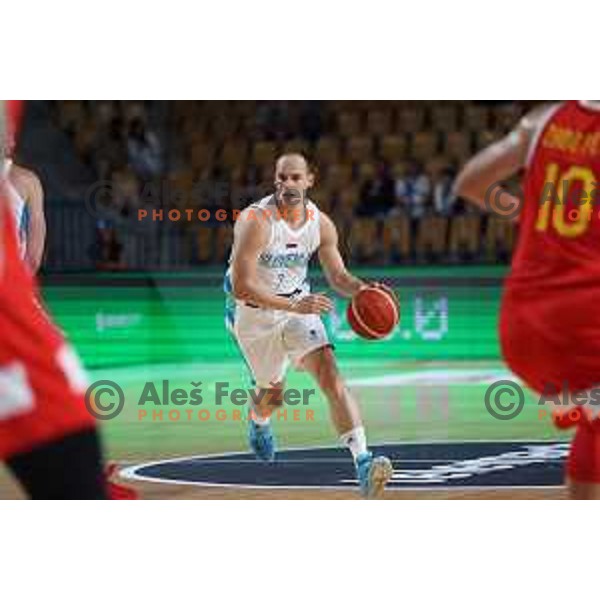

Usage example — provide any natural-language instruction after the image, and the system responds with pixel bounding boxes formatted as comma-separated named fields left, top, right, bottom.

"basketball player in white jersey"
left=225, top=153, right=394, bottom=498
left=2, top=133, right=46, bottom=272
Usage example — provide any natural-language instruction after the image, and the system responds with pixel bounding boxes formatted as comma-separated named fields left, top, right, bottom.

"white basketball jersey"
left=227, top=194, right=321, bottom=297
left=2, top=159, right=27, bottom=258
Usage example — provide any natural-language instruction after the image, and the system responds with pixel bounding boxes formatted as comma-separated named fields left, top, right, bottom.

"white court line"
left=120, top=439, right=567, bottom=492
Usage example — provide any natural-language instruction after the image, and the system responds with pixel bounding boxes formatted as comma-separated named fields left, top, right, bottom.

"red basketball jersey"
left=508, top=101, right=600, bottom=296
left=501, top=101, right=600, bottom=393
left=0, top=197, right=95, bottom=458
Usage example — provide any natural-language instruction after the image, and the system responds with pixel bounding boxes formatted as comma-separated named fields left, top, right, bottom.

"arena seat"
left=220, top=138, right=248, bottom=169
left=315, top=136, right=342, bottom=166
left=449, top=215, right=482, bottom=259
left=382, top=215, right=412, bottom=262
left=396, top=105, right=427, bottom=133
left=251, top=141, right=277, bottom=168
left=416, top=215, right=449, bottom=261
left=366, top=110, right=393, bottom=136
left=309, top=187, right=332, bottom=214
left=214, top=224, right=234, bottom=262
left=52, top=100, right=529, bottom=268
left=190, top=141, right=213, bottom=171
left=411, top=131, right=439, bottom=161
left=346, top=135, right=374, bottom=163
left=463, top=104, right=490, bottom=131
left=209, top=114, right=239, bottom=139
left=494, top=103, right=524, bottom=133
left=357, top=162, right=377, bottom=183
left=443, top=131, right=472, bottom=163
left=348, top=217, right=379, bottom=261
left=431, top=104, right=460, bottom=133
left=380, top=135, right=409, bottom=163
left=325, top=163, right=353, bottom=188
left=196, top=227, right=214, bottom=263
left=167, top=169, right=195, bottom=208
left=484, top=216, right=515, bottom=260
left=337, top=110, right=362, bottom=136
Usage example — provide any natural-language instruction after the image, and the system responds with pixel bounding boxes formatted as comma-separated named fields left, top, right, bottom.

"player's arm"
left=453, top=104, right=557, bottom=217
left=231, top=217, right=332, bottom=314
left=0, top=101, right=5, bottom=273
left=318, top=212, right=366, bottom=298
left=13, top=167, right=45, bottom=272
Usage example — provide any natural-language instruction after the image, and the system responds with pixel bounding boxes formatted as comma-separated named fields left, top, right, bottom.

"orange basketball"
left=347, top=286, right=400, bottom=340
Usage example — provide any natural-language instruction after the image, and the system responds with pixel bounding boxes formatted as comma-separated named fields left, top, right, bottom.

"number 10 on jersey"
left=535, top=163, right=598, bottom=238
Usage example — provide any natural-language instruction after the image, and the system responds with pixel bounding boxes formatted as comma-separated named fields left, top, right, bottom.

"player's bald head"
left=275, top=153, right=310, bottom=174
left=273, top=152, right=314, bottom=204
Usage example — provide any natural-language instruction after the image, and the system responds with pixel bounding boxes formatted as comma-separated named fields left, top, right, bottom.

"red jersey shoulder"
left=533, top=101, right=600, bottom=161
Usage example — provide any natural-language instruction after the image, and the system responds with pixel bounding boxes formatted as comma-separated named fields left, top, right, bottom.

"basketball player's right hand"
left=370, top=281, right=400, bottom=308
left=289, top=294, right=333, bottom=314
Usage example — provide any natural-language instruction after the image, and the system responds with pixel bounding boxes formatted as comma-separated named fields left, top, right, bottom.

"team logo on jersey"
left=259, top=251, right=310, bottom=268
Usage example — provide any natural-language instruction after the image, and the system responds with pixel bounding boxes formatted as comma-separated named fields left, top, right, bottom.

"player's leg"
left=0, top=102, right=133, bottom=500
left=300, top=345, right=393, bottom=498
left=248, top=380, right=286, bottom=421
left=499, top=301, right=599, bottom=499
left=555, top=406, right=600, bottom=499
left=300, top=344, right=362, bottom=438
left=288, top=315, right=393, bottom=498
left=6, top=427, right=108, bottom=499
left=286, top=314, right=362, bottom=443
left=245, top=379, right=285, bottom=462
left=230, top=315, right=289, bottom=462
left=0, top=275, right=133, bottom=499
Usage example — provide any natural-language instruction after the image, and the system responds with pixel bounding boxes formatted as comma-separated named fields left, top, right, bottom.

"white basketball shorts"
left=229, top=303, right=331, bottom=388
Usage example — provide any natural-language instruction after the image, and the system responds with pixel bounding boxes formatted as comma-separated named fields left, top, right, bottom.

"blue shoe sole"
left=364, top=456, right=393, bottom=499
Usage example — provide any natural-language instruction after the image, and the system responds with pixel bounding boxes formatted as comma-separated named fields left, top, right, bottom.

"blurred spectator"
left=356, top=163, right=395, bottom=217
left=433, top=166, right=457, bottom=216
left=393, top=160, right=431, bottom=218
left=127, top=117, right=163, bottom=180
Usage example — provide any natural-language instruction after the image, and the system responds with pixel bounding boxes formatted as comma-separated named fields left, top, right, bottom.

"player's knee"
left=256, top=379, right=283, bottom=391
left=257, top=381, right=284, bottom=408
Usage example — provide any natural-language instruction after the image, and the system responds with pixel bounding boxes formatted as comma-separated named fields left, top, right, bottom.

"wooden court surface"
left=0, top=464, right=566, bottom=500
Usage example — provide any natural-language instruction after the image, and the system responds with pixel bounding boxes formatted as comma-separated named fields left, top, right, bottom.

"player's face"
left=274, top=163, right=314, bottom=206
